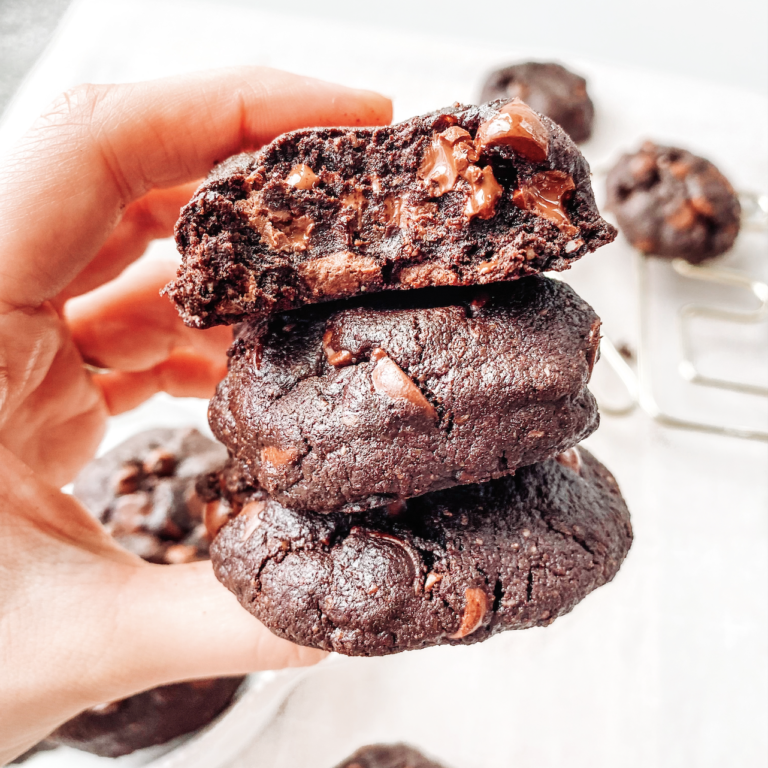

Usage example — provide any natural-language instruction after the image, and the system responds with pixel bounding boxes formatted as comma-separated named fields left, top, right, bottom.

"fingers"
left=58, top=181, right=200, bottom=302
left=94, top=348, right=228, bottom=414
left=66, top=258, right=231, bottom=371
left=0, top=67, right=392, bottom=311
left=0, top=448, right=325, bottom=761
left=99, top=561, right=327, bottom=702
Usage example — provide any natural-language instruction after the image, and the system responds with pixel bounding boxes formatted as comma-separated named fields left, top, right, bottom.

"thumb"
left=0, top=446, right=324, bottom=762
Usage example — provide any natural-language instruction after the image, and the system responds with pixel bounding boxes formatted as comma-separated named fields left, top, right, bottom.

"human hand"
left=0, top=67, right=391, bottom=763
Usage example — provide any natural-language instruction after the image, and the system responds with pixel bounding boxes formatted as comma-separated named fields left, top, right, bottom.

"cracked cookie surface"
left=208, top=447, right=632, bottom=656
left=167, top=99, right=615, bottom=328
left=209, top=276, right=601, bottom=513
left=605, top=141, right=740, bottom=263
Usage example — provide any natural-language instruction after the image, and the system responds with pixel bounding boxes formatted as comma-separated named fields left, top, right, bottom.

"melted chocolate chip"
left=475, top=99, right=549, bottom=162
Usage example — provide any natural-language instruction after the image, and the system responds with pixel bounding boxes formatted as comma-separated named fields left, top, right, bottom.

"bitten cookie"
left=49, top=678, right=245, bottom=758
left=73, top=427, right=227, bottom=563
left=335, top=744, right=450, bottom=768
left=167, top=99, right=615, bottom=328
left=209, top=447, right=632, bottom=656
left=479, top=62, right=594, bottom=143
left=210, top=277, right=601, bottom=514
left=52, top=428, right=245, bottom=757
left=605, top=141, right=740, bottom=263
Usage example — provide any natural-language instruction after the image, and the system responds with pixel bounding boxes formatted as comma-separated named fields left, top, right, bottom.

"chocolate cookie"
left=167, top=99, right=615, bottom=328
left=54, top=429, right=245, bottom=757
left=49, top=677, right=244, bottom=758
left=210, top=276, right=601, bottom=514
left=479, top=62, right=594, bottom=143
left=209, top=447, right=632, bottom=656
left=335, top=744, right=449, bottom=768
left=73, top=427, right=227, bottom=563
left=605, top=141, right=740, bottom=263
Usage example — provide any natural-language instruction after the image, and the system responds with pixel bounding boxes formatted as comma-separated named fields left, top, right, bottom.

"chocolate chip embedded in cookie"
left=335, top=743, right=450, bottom=768
left=209, top=447, right=632, bottom=657
left=605, top=141, right=741, bottom=263
left=73, top=427, right=227, bottom=563
left=479, top=62, right=595, bottom=143
left=49, top=677, right=244, bottom=758
left=209, top=276, right=601, bottom=514
left=166, top=99, right=615, bottom=328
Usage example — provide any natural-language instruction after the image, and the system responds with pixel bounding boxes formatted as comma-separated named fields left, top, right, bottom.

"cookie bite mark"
left=170, top=101, right=616, bottom=328
left=371, top=354, right=438, bottom=422
left=513, top=171, right=578, bottom=236
left=475, top=99, right=549, bottom=162
left=298, top=251, right=382, bottom=298
left=449, top=587, right=488, bottom=638
left=286, top=164, right=318, bottom=190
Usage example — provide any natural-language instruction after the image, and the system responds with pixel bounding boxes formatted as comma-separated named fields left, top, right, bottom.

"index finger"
left=0, top=67, right=392, bottom=312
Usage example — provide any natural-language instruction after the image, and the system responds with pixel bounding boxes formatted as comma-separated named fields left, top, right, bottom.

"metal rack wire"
left=599, top=191, right=768, bottom=442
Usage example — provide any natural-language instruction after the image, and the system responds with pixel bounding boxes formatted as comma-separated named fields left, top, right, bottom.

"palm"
left=0, top=304, right=107, bottom=488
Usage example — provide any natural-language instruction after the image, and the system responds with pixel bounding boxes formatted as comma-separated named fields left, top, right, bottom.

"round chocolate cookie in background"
left=209, top=446, right=632, bottom=657
left=73, top=427, right=227, bottom=563
left=210, top=276, right=602, bottom=515
left=48, top=428, right=246, bottom=758
left=479, top=62, right=595, bottom=143
left=335, top=743, right=450, bottom=768
left=49, top=677, right=245, bottom=759
left=605, top=141, right=741, bottom=263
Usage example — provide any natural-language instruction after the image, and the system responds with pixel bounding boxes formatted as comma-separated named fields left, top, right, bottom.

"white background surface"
left=2, top=0, right=766, bottom=766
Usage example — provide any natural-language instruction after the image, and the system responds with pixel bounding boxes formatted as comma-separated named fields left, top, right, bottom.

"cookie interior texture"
left=605, top=141, right=740, bottom=262
left=334, top=743, right=450, bottom=768
left=211, top=276, right=601, bottom=513
left=167, top=98, right=615, bottom=328
left=209, top=447, right=632, bottom=656
left=479, top=61, right=594, bottom=143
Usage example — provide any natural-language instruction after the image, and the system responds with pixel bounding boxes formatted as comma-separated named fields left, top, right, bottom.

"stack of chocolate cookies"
left=168, top=98, right=633, bottom=656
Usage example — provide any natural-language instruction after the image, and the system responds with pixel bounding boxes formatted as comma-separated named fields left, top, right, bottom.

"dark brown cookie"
left=167, top=99, right=615, bottom=328
left=52, top=429, right=245, bottom=757
left=335, top=743, right=449, bottom=768
left=479, top=62, right=594, bottom=143
left=209, top=447, right=632, bottom=657
left=73, top=427, right=227, bottom=563
left=605, top=141, right=740, bottom=263
left=49, top=677, right=244, bottom=758
left=209, top=277, right=601, bottom=514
